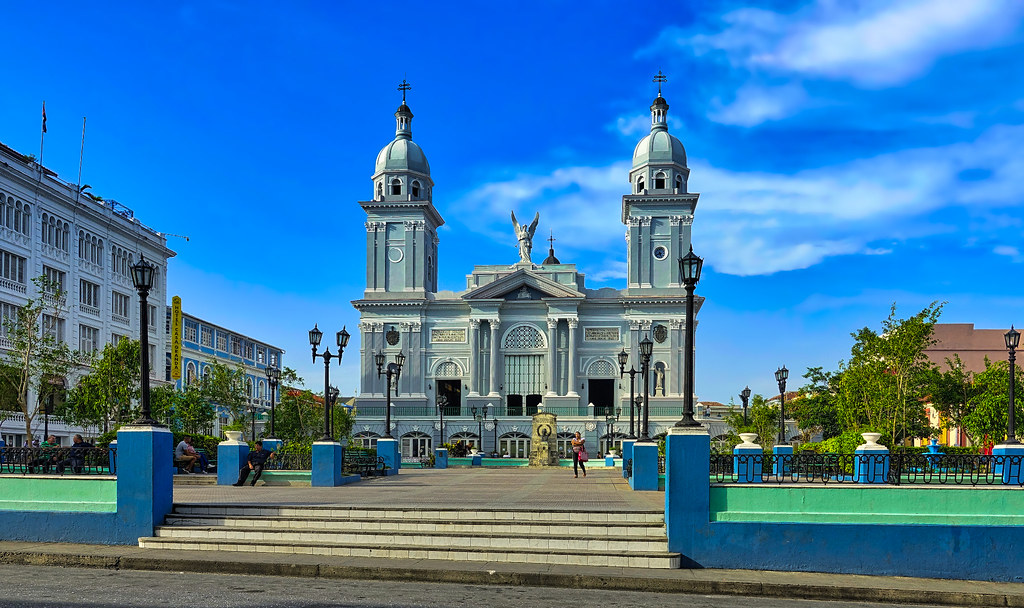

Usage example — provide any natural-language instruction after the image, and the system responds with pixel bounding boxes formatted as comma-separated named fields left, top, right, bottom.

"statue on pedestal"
left=511, top=211, right=540, bottom=264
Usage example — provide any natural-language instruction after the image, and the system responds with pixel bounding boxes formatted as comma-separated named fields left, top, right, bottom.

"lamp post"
left=376, top=350, right=405, bottom=439
left=638, top=334, right=654, bottom=442
left=264, top=366, right=280, bottom=439
left=328, top=386, right=339, bottom=438
left=436, top=395, right=448, bottom=446
left=130, top=255, right=158, bottom=425
left=740, top=386, right=751, bottom=426
left=1005, top=326, right=1020, bottom=445
left=605, top=407, right=621, bottom=454
left=309, top=324, right=351, bottom=442
left=676, top=246, right=703, bottom=427
left=494, top=388, right=501, bottom=454
left=775, top=366, right=789, bottom=445
left=618, top=349, right=640, bottom=439
left=248, top=403, right=257, bottom=441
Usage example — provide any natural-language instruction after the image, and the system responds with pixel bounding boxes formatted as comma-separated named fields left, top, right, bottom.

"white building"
left=0, top=141, right=174, bottom=445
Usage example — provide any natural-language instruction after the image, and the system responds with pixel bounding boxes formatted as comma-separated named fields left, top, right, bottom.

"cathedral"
left=351, top=83, right=703, bottom=459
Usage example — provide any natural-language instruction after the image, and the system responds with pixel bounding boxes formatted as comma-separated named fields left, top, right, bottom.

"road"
left=0, top=565, right=949, bottom=608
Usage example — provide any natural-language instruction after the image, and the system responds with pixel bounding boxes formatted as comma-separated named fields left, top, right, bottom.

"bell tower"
left=359, top=80, right=444, bottom=298
left=621, top=72, right=699, bottom=293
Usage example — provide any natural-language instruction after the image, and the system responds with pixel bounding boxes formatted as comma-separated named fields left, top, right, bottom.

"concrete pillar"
left=217, top=434, right=249, bottom=485
left=377, top=437, right=400, bottom=475
left=567, top=319, right=578, bottom=397
left=993, top=443, right=1024, bottom=485
left=261, top=438, right=282, bottom=455
left=733, top=433, right=762, bottom=483
left=546, top=318, right=558, bottom=396
left=664, top=426, right=710, bottom=561
left=488, top=320, right=500, bottom=395
left=854, top=433, right=889, bottom=484
left=469, top=320, right=480, bottom=396
left=621, top=438, right=635, bottom=479
left=312, top=441, right=343, bottom=486
left=772, top=444, right=793, bottom=479
left=434, top=447, right=448, bottom=469
left=115, top=425, right=173, bottom=543
left=629, top=441, right=659, bottom=491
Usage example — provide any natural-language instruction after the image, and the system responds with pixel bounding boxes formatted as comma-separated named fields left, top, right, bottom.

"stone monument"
left=529, top=412, right=558, bottom=466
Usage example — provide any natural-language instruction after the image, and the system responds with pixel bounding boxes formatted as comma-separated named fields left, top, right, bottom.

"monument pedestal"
left=529, top=412, right=558, bottom=466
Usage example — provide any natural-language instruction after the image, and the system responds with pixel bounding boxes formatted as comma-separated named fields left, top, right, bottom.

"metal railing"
left=265, top=453, right=311, bottom=471
left=711, top=453, right=1024, bottom=486
left=0, top=446, right=116, bottom=475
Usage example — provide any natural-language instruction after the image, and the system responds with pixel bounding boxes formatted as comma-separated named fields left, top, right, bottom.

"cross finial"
left=653, top=70, right=667, bottom=97
left=398, top=78, right=411, bottom=103
left=548, top=230, right=556, bottom=250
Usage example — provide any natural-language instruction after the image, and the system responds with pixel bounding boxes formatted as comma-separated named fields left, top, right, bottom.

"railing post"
left=629, top=441, right=659, bottom=491
left=772, top=444, right=793, bottom=478
left=993, top=444, right=1024, bottom=485
left=376, top=437, right=400, bottom=476
left=217, top=432, right=249, bottom=485
left=733, top=433, right=762, bottom=483
left=114, top=425, right=173, bottom=543
left=312, top=440, right=344, bottom=486
left=854, top=433, right=889, bottom=484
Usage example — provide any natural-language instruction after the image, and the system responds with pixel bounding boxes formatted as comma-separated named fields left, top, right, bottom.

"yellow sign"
left=171, top=296, right=182, bottom=380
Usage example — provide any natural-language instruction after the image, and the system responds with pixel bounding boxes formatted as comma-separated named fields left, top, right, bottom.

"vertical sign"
left=171, top=296, right=182, bottom=380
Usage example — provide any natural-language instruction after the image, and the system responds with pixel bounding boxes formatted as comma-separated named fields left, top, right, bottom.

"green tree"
left=791, top=366, right=843, bottom=441
left=926, top=354, right=980, bottom=445
left=150, top=383, right=215, bottom=435
left=198, top=360, right=248, bottom=428
left=0, top=276, right=79, bottom=442
left=60, top=339, right=140, bottom=433
left=961, top=358, right=1024, bottom=445
left=724, top=394, right=779, bottom=450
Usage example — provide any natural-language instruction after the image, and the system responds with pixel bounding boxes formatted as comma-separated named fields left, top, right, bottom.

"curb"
left=1, top=549, right=1022, bottom=607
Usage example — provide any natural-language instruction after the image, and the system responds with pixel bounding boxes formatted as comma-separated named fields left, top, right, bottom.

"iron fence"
left=711, top=453, right=1024, bottom=486
left=658, top=455, right=665, bottom=474
left=265, top=453, right=312, bottom=471
left=0, top=446, right=116, bottom=476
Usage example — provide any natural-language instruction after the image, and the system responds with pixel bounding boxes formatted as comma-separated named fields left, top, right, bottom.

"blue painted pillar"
left=115, top=425, right=173, bottom=543
left=854, top=433, right=889, bottom=484
left=217, top=438, right=249, bottom=485
left=629, top=441, right=659, bottom=491
left=471, top=452, right=483, bottom=466
left=772, top=444, right=793, bottom=478
left=733, top=434, right=763, bottom=483
left=434, top=447, right=448, bottom=469
left=664, top=427, right=710, bottom=562
left=621, top=439, right=635, bottom=479
left=605, top=454, right=616, bottom=467
left=312, top=441, right=343, bottom=486
left=108, top=440, right=117, bottom=474
left=261, top=438, right=282, bottom=454
left=377, top=437, right=400, bottom=475
left=993, top=443, right=1024, bottom=485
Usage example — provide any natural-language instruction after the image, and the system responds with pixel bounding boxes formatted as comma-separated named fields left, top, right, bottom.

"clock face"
left=653, top=246, right=668, bottom=261
left=388, top=247, right=404, bottom=263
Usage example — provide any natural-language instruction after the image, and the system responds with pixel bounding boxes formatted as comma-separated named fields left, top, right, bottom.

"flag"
left=42, top=102, right=47, bottom=134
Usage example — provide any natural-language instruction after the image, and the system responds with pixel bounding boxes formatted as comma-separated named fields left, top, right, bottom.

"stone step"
left=153, top=525, right=669, bottom=552
left=136, top=536, right=681, bottom=568
left=170, top=504, right=664, bottom=524
left=163, top=514, right=667, bottom=537
left=172, top=474, right=216, bottom=486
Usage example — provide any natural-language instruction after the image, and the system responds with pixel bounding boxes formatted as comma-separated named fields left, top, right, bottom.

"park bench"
left=344, top=451, right=387, bottom=477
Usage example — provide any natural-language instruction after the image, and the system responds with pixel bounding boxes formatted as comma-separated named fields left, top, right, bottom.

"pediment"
left=463, top=269, right=584, bottom=300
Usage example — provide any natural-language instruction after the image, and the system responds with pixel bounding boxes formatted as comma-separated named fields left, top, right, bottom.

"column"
left=372, top=322, right=384, bottom=395
left=546, top=318, right=558, bottom=396
left=402, top=322, right=414, bottom=396
left=567, top=319, right=579, bottom=397
left=488, top=319, right=500, bottom=396
left=468, top=319, right=480, bottom=396
left=670, top=319, right=685, bottom=397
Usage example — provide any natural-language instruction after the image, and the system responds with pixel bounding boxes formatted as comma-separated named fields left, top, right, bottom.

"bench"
left=173, top=448, right=216, bottom=474
left=344, top=452, right=387, bottom=477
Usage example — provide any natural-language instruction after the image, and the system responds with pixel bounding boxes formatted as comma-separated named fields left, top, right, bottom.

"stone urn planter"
left=223, top=430, right=244, bottom=443
left=738, top=433, right=759, bottom=447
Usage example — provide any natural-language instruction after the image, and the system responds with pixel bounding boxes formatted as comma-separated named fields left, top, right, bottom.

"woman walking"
left=571, top=431, right=587, bottom=478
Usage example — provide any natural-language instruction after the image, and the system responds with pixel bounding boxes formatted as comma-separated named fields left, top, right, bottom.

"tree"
left=60, top=338, right=140, bottom=433
left=961, top=358, right=1024, bottom=446
left=197, top=360, right=248, bottom=428
left=724, top=394, right=779, bottom=450
left=791, top=367, right=843, bottom=441
left=150, top=383, right=215, bottom=435
left=926, top=354, right=979, bottom=445
left=0, top=276, right=79, bottom=443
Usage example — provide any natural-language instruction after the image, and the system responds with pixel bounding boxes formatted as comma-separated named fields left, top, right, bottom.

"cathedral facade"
left=352, top=88, right=704, bottom=459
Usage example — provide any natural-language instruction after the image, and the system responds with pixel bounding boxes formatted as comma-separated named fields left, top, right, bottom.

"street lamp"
left=328, top=386, right=340, bottom=437
left=775, top=366, right=789, bottom=445
left=309, top=324, right=351, bottom=442
left=436, top=395, right=448, bottom=446
left=638, top=334, right=654, bottom=442
left=676, top=245, right=703, bottom=427
left=130, top=255, right=159, bottom=425
left=248, top=403, right=257, bottom=442
left=264, top=365, right=281, bottom=439
left=376, top=350, right=405, bottom=439
left=1005, top=326, right=1020, bottom=445
left=618, top=349, right=640, bottom=439
left=605, top=407, right=621, bottom=454
left=740, top=386, right=751, bottom=426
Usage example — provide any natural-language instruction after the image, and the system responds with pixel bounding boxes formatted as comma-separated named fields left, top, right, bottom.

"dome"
left=375, top=137, right=430, bottom=175
left=632, top=130, right=687, bottom=169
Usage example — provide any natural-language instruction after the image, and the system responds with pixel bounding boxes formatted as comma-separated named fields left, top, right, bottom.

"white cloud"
left=452, top=123, right=1024, bottom=277
left=674, top=0, right=1024, bottom=87
left=994, top=245, right=1022, bottom=262
left=708, top=83, right=808, bottom=126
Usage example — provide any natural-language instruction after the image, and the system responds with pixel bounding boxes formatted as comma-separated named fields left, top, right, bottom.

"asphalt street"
left=0, top=565, right=951, bottom=608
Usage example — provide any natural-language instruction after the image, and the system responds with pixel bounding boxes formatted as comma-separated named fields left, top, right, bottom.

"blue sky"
left=2, top=1, right=1022, bottom=403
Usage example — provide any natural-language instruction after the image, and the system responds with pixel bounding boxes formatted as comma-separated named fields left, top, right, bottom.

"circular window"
left=388, top=247, right=404, bottom=263
left=653, top=246, right=668, bottom=260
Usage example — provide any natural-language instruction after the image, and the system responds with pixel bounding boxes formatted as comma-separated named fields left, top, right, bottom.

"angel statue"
left=511, top=210, right=540, bottom=264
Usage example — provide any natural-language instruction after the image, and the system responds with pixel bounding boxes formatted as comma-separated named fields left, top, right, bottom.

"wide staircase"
left=139, top=504, right=681, bottom=568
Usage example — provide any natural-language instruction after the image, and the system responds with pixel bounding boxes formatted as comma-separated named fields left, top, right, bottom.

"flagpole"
left=76, top=117, right=87, bottom=204
left=39, top=101, right=46, bottom=168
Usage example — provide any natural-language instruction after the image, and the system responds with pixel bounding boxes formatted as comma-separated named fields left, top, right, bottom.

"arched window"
left=411, top=181, right=420, bottom=198
left=390, top=178, right=402, bottom=195
left=675, top=175, right=683, bottom=191
left=401, top=431, right=432, bottom=459
left=503, top=324, right=545, bottom=349
left=353, top=431, right=380, bottom=449
left=655, top=172, right=666, bottom=190
left=637, top=177, right=644, bottom=193
left=376, top=182, right=383, bottom=200
left=435, top=361, right=462, bottom=377
left=499, top=432, right=531, bottom=458
left=587, top=359, right=617, bottom=378
left=186, top=362, right=197, bottom=385
left=448, top=431, right=479, bottom=450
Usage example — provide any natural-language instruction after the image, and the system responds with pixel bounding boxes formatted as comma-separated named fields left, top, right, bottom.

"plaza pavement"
left=1, top=467, right=1023, bottom=606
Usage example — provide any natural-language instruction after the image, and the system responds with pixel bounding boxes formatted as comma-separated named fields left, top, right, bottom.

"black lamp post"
left=740, top=386, right=751, bottom=426
left=249, top=403, right=257, bottom=441
left=436, top=395, right=448, bottom=446
left=493, top=389, right=501, bottom=454
left=328, top=386, right=340, bottom=438
left=376, top=350, right=405, bottom=439
left=264, top=366, right=280, bottom=439
left=775, top=366, right=789, bottom=445
left=472, top=406, right=485, bottom=450
left=618, top=349, right=640, bottom=439
left=309, top=324, right=351, bottom=442
left=130, top=255, right=159, bottom=425
left=605, top=407, right=621, bottom=454
left=1005, top=326, right=1020, bottom=445
left=638, top=334, right=654, bottom=442
left=676, top=246, right=703, bottom=427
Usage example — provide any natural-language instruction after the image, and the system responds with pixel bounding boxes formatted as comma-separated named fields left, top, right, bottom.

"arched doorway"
left=503, top=324, right=546, bottom=416
left=448, top=431, right=479, bottom=451
left=401, top=431, right=432, bottom=460
left=586, top=359, right=617, bottom=416
left=499, top=432, right=531, bottom=458
left=353, top=431, right=380, bottom=449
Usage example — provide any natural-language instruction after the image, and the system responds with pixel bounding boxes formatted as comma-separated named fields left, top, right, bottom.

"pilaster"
left=546, top=318, right=558, bottom=396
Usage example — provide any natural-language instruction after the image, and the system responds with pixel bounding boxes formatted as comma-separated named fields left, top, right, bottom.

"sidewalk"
left=0, top=540, right=1022, bottom=607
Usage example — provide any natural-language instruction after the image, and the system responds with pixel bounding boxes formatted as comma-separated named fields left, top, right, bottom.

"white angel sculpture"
left=511, top=211, right=540, bottom=264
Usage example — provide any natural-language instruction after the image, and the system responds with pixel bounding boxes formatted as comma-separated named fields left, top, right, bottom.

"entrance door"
left=525, top=394, right=543, bottom=416
left=589, top=379, right=615, bottom=416
left=499, top=433, right=531, bottom=458
left=437, top=380, right=462, bottom=416
left=402, top=432, right=432, bottom=459
left=507, top=394, right=524, bottom=416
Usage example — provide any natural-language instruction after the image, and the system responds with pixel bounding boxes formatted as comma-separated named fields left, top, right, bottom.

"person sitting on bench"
left=232, top=441, right=275, bottom=487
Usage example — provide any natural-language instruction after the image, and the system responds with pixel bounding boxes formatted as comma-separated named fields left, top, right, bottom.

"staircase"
left=139, top=504, right=681, bottom=568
